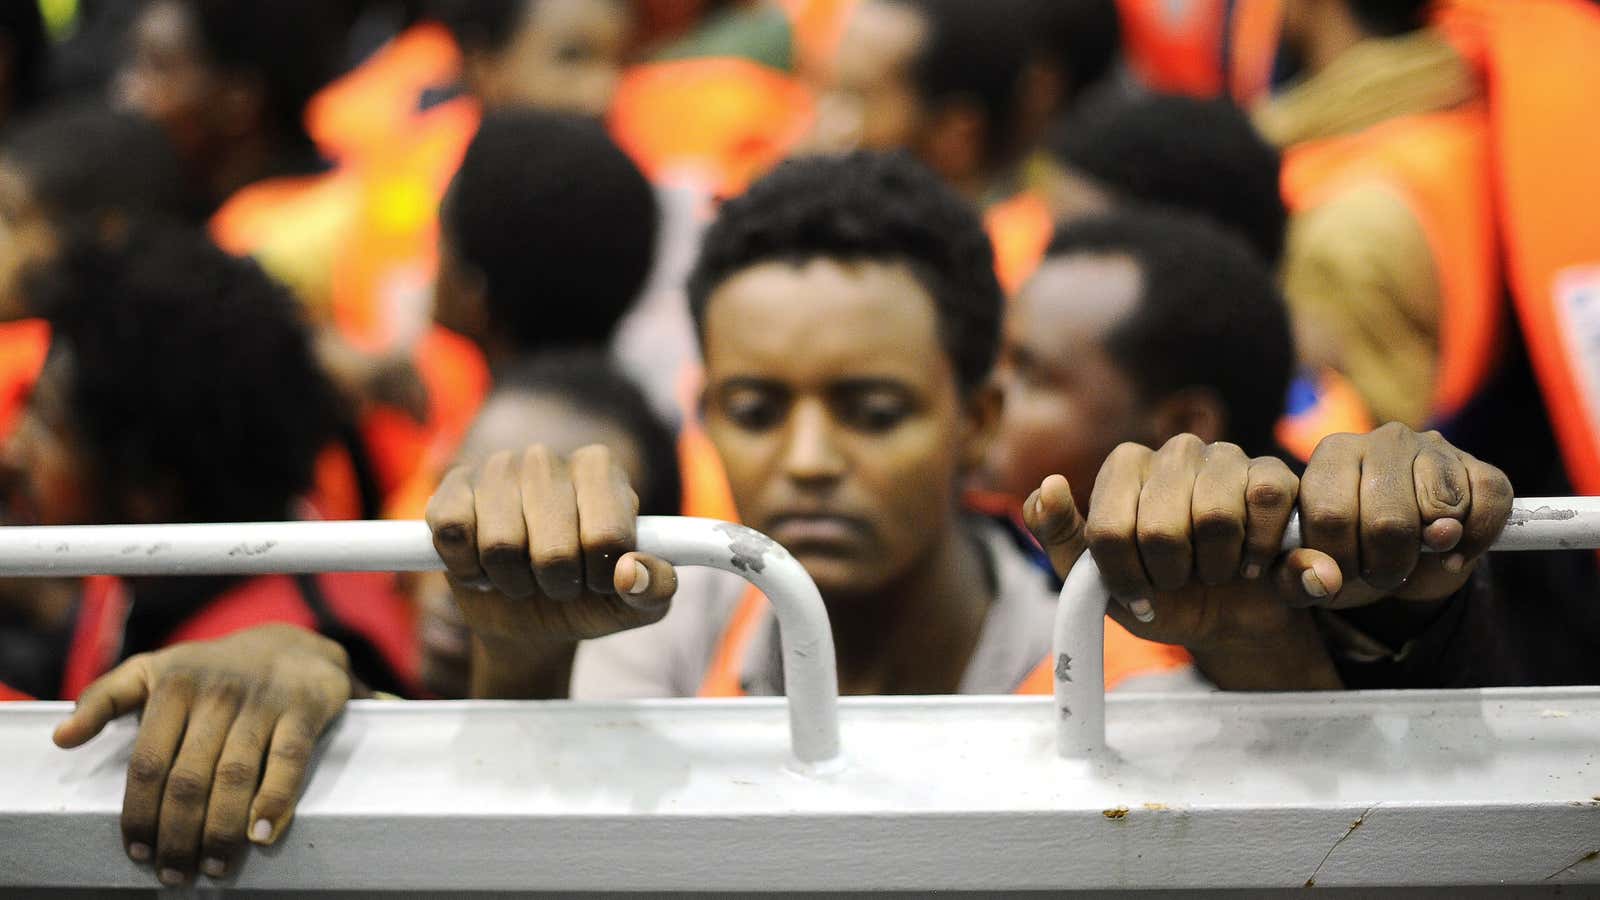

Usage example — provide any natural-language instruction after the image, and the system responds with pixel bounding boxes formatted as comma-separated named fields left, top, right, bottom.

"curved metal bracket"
left=0, top=516, right=843, bottom=766
left=1053, top=496, right=1600, bottom=760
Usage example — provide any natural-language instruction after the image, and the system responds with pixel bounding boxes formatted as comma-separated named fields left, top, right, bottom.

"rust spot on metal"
left=1102, top=806, right=1129, bottom=819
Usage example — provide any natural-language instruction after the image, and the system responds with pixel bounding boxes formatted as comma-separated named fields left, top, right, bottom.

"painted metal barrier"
left=1053, top=496, right=1600, bottom=760
left=1, top=509, right=1599, bottom=894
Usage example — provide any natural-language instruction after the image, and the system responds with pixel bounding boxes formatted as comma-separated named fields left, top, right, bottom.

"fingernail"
left=202, top=858, right=227, bottom=879
left=158, top=868, right=184, bottom=886
left=1302, top=568, right=1328, bottom=599
left=1128, top=598, right=1155, bottom=623
left=1443, top=553, right=1465, bottom=574
left=250, top=818, right=273, bottom=843
left=626, top=559, right=650, bottom=595
left=127, top=842, right=151, bottom=862
left=1242, top=562, right=1262, bottom=580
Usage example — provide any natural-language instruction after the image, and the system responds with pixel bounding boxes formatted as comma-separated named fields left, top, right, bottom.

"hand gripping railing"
left=0, top=516, right=842, bottom=767
left=1054, top=496, right=1600, bottom=760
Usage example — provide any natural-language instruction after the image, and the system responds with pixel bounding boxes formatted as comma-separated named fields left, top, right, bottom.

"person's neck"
left=823, top=517, right=992, bottom=695
left=1301, top=10, right=1372, bottom=76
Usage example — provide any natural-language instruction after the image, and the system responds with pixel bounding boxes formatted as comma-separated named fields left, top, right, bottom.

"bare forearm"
left=1188, top=614, right=1344, bottom=691
left=468, top=636, right=578, bottom=699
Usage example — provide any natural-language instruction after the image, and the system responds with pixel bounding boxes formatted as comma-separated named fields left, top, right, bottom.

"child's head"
left=429, top=0, right=634, bottom=115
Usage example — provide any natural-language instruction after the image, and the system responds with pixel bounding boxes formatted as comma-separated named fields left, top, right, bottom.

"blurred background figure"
left=0, top=2, right=48, bottom=131
left=416, top=351, right=681, bottom=698
left=0, top=222, right=418, bottom=700
left=980, top=211, right=1293, bottom=512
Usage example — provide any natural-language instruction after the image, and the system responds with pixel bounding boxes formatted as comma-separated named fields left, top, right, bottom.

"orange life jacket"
left=608, top=57, right=814, bottom=198
left=699, top=584, right=1190, bottom=696
left=305, top=22, right=463, bottom=167
left=0, top=680, right=31, bottom=702
left=1278, top=104, right=1501, bottom=452
left=1116, top=0, right=1283, bottom=108
left=0, top=319, right=50, bottom=440
left=1275, top=368, right=1379, bottom=462
left=62, top=571, right=419, bottom=702
left=985, top=190, right=1054, bottom=297
left=1438, top=0, right=1600, bottom=495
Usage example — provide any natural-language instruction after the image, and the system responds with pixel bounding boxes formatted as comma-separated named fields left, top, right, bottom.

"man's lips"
left=764, top=513, right=871, bottom=550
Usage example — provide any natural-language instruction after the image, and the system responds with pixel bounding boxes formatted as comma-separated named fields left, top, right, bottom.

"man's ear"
left=919, top=101, right=988, bottom=186
left=1147, top=386, right=1229, bottom=446
left=960, top=379, right=1004, bottom=473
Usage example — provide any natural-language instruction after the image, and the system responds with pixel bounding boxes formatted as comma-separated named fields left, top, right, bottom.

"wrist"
left=1186, top=611, right=1344, bottom=690
left=470, top=635, right=577, bottom=699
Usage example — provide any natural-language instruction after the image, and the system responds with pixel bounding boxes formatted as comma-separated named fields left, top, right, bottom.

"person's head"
left=458, top=352, right=681, bottom=517
left=0, top=104, right=190, bottom=319
left=0, top=222, right=340, bottom=527
left=1280, top=0, right=1432, bottom=61
left=1012, top=0, right=1120, bottom=153
left=686, top=150, right=1003, bottom=600
left=116, top=0, right=347, bottom=181
left=436, top=108, right=657, bottom=360
left=809, top=0, right=1035, bottom=194
left=429, top=0, right=633, bottom=114
left=0, top=1, right=46, bottom=129
left=984, top=211, right=1293, bottom=509
left=1045, top=92, right=1287, bottom=267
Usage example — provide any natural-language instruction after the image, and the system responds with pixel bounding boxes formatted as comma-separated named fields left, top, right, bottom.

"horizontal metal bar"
left=1056, top=496, right=1600, bottom=759
left=5, top=690, right=1600, bottom=891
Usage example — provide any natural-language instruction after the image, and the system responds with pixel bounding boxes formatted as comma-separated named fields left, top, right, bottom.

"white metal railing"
left=2, top=505, right=1599, bottom=893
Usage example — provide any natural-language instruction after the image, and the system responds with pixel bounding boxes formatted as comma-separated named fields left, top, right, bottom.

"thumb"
left=52, top=658, right=152, bottom=749
left=1023, top=474, right=1087, bottom=580
left=1273, top=547, right=1345, bottom=609
left=613, top=551, right=679, bottom=612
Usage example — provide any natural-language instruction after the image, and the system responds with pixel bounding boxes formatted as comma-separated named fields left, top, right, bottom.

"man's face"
left=982, top=253, right=1151, bottom=511
left=807, top=0, right=928, bottom=155
left=701, top=258, right=982, bottom=600
left=476, top=0, right=632, bottom=115
left=0, top=353, right=94, bottom=527
left=115, top=0, right=220, bottom=163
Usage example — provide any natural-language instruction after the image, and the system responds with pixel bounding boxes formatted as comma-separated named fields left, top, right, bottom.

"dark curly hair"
left=32, top=222, right=341, bottom=523
left=443, top=108, right=658, bottom=353
left=1046, top=211, right=1293, bottom=456
left=687, top=150, right=1003, bottom=393
left=1051, top=92, right=1287, bottom=267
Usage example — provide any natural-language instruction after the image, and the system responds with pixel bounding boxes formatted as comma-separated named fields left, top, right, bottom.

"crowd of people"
left=0, top=0, right=1597, bottom=887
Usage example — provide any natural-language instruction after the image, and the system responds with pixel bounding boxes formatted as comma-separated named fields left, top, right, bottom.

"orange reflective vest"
left=609, top=57, right=813, bottom=198
left=1439, top=0, right=1600, bottom=495
left=1116, top=0, right=1283, bottom=108
left=699, top=584, right=1189, bottom=696
left=62, top=571, right=419, bottom=701
left=305, top=23, right=463, bottom=167
left=1278, top=105, right=1501, bottom=453
left=985, top=190, right=1053, bottom=297
left=0, top=319, right=49, bottom=440
left=0, top=680, right=29, bottom=702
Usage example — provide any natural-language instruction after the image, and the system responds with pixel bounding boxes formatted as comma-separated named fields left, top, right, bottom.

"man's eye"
left=724, top=393, right=782, bottom=431
left=554, top=42, right=592, bottom=64
left=844, top=395, right=910, bottom=433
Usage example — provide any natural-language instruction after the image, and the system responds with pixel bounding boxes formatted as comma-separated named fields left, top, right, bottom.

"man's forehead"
left=701, top=258, right=953, bottom=388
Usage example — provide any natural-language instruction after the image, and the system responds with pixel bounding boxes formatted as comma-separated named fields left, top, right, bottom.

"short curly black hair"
left=3, top=103, right=192, bottom=225
left=687, top=150, right=1002, bottom=393
left=32, top=222, right=341, bottom=524
left=1050, top=92, right=1287, bottom=267
left=1348, top=0, right=1431, bottom=36
left=1046, top=211, right=1293, bottom=457
left=442, top=108, right=658, bottom=352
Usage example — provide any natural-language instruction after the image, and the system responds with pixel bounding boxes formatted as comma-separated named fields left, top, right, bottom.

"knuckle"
left=531, top=544, right=581, bottom=573
left=480, top=542, right=530, bottom=568
left=1135, top=522, right=1188, bottom=556
left=1304, top=504, right=1357, bottom=536
left=483, top=448, right=517, bottom=474
left=1162, top=433, right=1205, bottom=455
left=569, top=443, right=613, bottom=466
left=202, top=826, right=243, bottom=859
left=581, top=525, right=631, bottom=553
left=1108, top=442, right=1151, bottom=465
left=252, top=787, right=294, bottom=816
left=1365, top=513, right=1418, bottom=541
left=1246, top=479, right=1288, bottom=509
left=1204, top=441, right=1245, bottom=461
left=269, top=738, right=313, bottom=768
left=1192, top=506, right=1245, bottom=542
left=1084, top=519, right=1129, bottom=552
left=126, top=749, right=171, bottom=787
left=214, top=760, right=258, bottom=792
left=164, top=769, right=211, bottom=807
